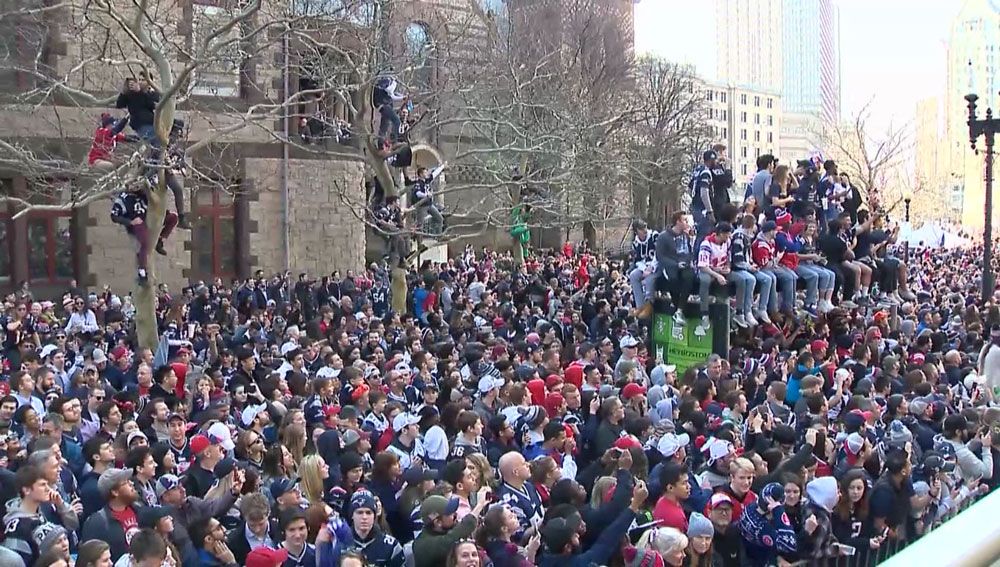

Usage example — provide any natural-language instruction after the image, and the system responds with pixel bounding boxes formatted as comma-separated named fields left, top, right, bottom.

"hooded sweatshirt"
left=751, top=233, right=778, bottom=269
left=802, top=477, right=840, bottom=561
left=730, top=228, right=755, bottom=271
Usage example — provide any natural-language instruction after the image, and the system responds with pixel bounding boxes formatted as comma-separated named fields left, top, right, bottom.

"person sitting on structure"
left=372, top=73, right=407, bottom=144
left=110, top=176, right=178, bottom=285
left=87, top=113, right=129, bottom=170
left=405, top=164, right=447, bottom=236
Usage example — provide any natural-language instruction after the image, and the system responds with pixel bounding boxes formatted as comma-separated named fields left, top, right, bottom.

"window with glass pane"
left=192, top=187, right=236, bottom=279
left=27, top=218, right=48, bottom=280
left=190, top=4, right=242, bottom=97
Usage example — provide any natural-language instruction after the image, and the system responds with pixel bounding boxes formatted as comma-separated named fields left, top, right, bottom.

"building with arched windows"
left=0, top=0, right=511, bottom=294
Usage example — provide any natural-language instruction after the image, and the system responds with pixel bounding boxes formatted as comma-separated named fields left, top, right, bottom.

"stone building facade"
left=0, top=0, right=491, bottom=296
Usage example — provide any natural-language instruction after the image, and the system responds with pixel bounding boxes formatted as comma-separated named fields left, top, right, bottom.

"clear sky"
left=634, top=0, right=964, bottom=132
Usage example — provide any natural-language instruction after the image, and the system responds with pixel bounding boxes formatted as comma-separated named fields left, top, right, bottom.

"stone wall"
left=83, top=193, right=193, bottom=292
left=244, top=157, right=366, bottom=277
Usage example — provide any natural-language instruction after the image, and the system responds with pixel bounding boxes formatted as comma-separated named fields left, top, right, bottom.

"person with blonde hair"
left=299, top=454, right=331, bottom=505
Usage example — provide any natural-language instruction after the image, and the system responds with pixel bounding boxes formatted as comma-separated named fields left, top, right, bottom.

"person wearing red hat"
left=544, top=392, right=567, bottom=422
left=620, top=383, right=648, bottom=415
left=245, top=546, right=289, bottom=567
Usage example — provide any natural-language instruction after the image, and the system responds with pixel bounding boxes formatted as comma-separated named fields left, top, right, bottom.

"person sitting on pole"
left=697, top=222, right=751, bottom=334
left=656, top=212, right=696, bottom=326
left=731, top=216, right=767, bottom=327
left=628, top=220, right=659, bottom=320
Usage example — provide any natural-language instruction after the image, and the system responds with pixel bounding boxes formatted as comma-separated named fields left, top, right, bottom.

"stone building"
left=0, top=0, right=492, bottom=296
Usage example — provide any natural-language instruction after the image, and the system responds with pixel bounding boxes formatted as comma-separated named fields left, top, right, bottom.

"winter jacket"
left=115, top=89, right=160, bottom=130
left=697, top=233, right=731, bottom=272
left=946, top=437, right=993, bottom=483
left=80, top=505, right=138, bottom=562
left=737, top=502, right=797, bottom=566
left=751, top=235, right=778, bottom=269
left=537, top=508, right=638, bottom=567
left=730, top=229, right=754, bottom=271
left=412, top=513, right=478, bottom=567
left=655, top=228, right=695, bottom=278
left=775, top=230, right=800, bottom=270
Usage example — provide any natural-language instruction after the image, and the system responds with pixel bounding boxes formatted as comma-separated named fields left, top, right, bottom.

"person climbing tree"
left=110, top=177, right=178, bottom=285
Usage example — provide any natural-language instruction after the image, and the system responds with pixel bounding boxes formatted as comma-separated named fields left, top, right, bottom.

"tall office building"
left=778, top=0, right=840, bottom=164
left=781, top=0, right=840, bottom=124
left=715, top=0, right=783, bottom=92
left=944, top=0, right=1000, bottom=230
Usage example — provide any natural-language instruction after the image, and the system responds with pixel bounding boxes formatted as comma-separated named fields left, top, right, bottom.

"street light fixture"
left=965, top=92, right=998, bottom=302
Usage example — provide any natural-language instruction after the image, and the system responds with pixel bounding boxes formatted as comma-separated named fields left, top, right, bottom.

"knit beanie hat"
left=687, top=512, right=715, bottom=539
left=623, top=546, right=666, bottom=567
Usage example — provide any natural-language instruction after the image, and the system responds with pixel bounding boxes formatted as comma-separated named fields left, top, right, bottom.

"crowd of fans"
left=45, top=71, right=999, bottom=567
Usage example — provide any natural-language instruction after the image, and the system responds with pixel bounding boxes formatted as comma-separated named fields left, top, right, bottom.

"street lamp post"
left=965, top=93, right=998, bottom=302
left=903, top=195, right=911, bottom=264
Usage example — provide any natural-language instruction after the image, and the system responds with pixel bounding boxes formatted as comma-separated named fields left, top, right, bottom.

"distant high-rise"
left=715, top=0, right=783, bottom=92
left=781, top=0, right=840, bottom=125
left=945, top=0, right=1000, bottom=230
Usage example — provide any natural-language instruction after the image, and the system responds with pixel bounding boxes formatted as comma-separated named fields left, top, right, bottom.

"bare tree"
left=626, top=57, right=713, bottom=229
left=817, top=102, right=917, bottom=215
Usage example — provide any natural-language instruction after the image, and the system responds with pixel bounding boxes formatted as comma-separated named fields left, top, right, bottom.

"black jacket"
left=655, top=228, right=694, bottom=277
left=80, top=505, right=141, bottom=562
left=227, top=519, right=281, bottom=565
left=115, top=89, right=160, bottom=130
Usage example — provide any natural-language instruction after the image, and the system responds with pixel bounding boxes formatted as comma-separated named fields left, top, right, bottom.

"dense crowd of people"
left=41, top=72, right=1000, bottom=567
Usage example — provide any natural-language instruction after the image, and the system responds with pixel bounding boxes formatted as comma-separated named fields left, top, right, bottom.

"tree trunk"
left=583, top=220, right=597, bottom=251
left=135, top=99, right=176, bottom=351
left=390, top=265, right=407, bottom=313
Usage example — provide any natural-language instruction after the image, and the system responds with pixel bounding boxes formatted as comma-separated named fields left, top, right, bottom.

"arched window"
left=403, top=22, right=433, bottom=88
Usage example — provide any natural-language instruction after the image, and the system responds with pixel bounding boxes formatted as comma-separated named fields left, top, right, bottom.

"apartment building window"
left=741, top=164, right=747, bottom=176
left=740, top=112, right=747, bottom=123
left=722, top=109, right=728, bottom=120
left=767, top=132, right=773, bottom=143
left=754, top=96, right=760, bottom=107
left=707, top=91, right=714, bottom=101
left=190, top=2, right=244, bottom=97
left=768, top=116, right=773, bottom=126
left=767, top=98, right=773, bottom=109
left=755, top=147, right=760, bottom=158
left=741, top=129, right=747, bottom=141
left=740, top=94, right=747, bottom=104
left=722, top=127, right=728, bottom=138
left=755, top=113, right=760, bottom=124
left=754, top=131, right=760, bottom=142
left=741, top=147, right=747, bottom=158
left=720, top=92, right=727, bottom=103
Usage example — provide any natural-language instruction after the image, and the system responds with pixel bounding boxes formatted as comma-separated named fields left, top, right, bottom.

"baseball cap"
left=760, top=220, right=777, bottom=233
left=138, top=506, right=172, bottom=529
left=155, top=474, right=182, bottom=498
left=703, top=149, right=718, bottom=161
left=207, top=422, right=237, bottom=451
left=246, top=547, right=289, bottom=567
left=241, top=403, right=268, bottom=428
left=402, top=467, right=439, bottom=485
left=269, top=477, right=300, bottom=500
left=392, top=412, right=421, bottom=433
left=619, top=335, right=639, bottom=349
left=167, top=412, right=185, bottom=423
left=708, top=492, right=735, bottom=509
left=97, top=468, right=132, bottom=498
left=92, top=348, right=107, bottom=364
left=810, top=340, right=828, bottom=353
left=341, top=429, right=370, bottom=448
left=621, top=383, right=647, bottom=401
left=541, top=514, right=582, bottom=551
left=657, top=432, right=691, bottom=458
left=190, top=433, right=223, bottom=455
left=613, top=435, right=642, bottom=451
left=420, top=495, right=460, bottom=521
left=477, top=374, right=504, bottom=394
left=126, top=430, right=148, bottom=446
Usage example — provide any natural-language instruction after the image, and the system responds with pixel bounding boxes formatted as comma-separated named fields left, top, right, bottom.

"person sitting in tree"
left=110, top=176, right=178, bottom=285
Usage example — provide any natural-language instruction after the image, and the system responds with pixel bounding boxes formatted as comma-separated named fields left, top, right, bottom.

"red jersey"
left=87, top=126, right=125, bottom=165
